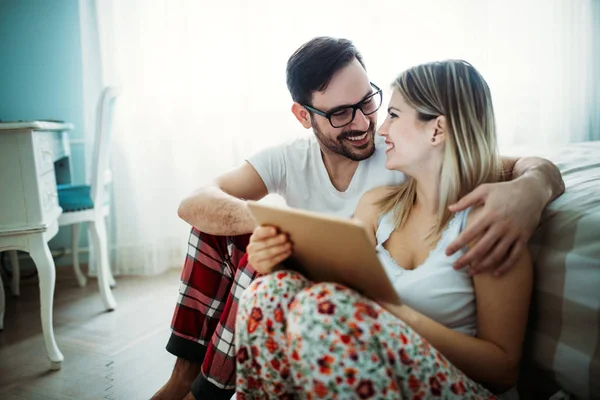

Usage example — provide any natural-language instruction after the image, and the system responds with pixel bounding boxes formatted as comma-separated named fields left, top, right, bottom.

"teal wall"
left=0, top=0, right=90, bottom=268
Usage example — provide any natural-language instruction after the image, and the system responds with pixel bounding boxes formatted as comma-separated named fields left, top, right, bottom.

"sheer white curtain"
left=93, top=0, right=598, bottom=275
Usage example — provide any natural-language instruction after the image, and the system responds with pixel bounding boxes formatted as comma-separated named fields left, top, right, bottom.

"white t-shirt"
left=247, top=135, right=405, bottom=217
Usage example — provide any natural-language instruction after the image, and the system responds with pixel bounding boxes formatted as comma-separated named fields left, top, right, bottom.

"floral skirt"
left=235, top=270, right=496, bottom=399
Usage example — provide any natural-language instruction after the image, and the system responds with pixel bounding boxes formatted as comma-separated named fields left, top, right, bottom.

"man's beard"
left=312, top=120, right=377, bottom=161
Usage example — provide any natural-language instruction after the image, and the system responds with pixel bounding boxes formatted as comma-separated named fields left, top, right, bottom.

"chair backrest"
left=90, top=86, right=122, bottom=209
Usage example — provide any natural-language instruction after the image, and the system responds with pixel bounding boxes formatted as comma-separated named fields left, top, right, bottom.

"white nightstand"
left=0, top=121, right=73, bottom=370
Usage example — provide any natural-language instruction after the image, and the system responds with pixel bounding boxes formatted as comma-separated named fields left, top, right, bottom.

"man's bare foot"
left=151, top=358, right=202, bottom=400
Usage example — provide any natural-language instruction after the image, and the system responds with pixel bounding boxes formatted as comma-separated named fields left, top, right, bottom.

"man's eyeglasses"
left=303, top=82, right=383, bottom=128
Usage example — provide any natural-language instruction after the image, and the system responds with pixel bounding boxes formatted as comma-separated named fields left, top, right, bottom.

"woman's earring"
left=431, top=137, right=436, bottom=142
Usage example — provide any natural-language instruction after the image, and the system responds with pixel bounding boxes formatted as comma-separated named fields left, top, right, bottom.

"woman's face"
left=378, top=89, right=438, bottom=174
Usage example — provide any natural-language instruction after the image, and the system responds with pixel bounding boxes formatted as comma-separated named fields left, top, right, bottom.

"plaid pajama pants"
left=166, top=227, right=258, bottom=399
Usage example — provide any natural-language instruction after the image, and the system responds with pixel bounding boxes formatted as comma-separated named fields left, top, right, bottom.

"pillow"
left=525, top=142, right=600, bottom=400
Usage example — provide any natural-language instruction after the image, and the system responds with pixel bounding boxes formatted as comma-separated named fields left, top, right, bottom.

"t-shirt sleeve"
left=246, top=144, right=287, bottom=195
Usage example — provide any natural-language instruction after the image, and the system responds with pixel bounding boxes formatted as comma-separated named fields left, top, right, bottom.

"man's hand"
left=246, top=226, right=293, bottom=275
left=446, top=178, right=546, bottom=276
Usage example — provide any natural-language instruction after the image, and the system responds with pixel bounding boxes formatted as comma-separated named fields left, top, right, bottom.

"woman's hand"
left=246, top=226, right=293, bottom=275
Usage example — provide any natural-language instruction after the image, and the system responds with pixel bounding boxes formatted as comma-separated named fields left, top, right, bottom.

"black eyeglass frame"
left=302, top=82, right=383, bottom=128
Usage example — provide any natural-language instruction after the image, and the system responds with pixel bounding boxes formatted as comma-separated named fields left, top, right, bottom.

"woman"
left=235, top=60, right=532, bottom=399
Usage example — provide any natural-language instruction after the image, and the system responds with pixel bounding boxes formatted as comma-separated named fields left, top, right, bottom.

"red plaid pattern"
left=170, top=228, right=257, bottom=390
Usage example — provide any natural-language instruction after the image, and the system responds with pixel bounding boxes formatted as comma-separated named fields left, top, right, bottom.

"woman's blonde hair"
left=379, top=60, right=502, bottom=237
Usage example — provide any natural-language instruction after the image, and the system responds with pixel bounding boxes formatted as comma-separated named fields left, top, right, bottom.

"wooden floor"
left=0, top=267, right=182, bottom=399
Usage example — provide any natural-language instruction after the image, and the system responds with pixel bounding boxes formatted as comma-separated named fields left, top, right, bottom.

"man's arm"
left=177, top=162, right=268, bottom=236
left=447, top=156, right=564, bottom=275
left=505, top=156, right=565, bottom=203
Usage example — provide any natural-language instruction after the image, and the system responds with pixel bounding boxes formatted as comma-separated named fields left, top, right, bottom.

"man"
left=153, top=37, right=564, bottom=400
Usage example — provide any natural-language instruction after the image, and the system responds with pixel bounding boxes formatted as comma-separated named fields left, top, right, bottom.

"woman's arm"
left=379, top=210, right=533, bottom=392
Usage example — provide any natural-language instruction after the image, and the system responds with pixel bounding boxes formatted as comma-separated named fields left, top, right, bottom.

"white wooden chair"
left=5, top=86, right=121, bottom=313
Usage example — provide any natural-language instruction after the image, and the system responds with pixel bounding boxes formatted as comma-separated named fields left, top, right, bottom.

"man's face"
left=309, top=59, right=377, bottom=161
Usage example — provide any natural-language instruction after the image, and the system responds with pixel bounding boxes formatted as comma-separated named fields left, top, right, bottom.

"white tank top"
left=376, top=208, right=477, bottom=336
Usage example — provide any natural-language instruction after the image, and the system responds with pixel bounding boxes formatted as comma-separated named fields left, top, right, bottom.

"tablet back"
left=248, top=202, right=400, bottom=304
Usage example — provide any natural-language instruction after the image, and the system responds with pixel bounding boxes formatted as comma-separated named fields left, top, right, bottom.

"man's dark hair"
left=286, top=37, right=365, bottom=107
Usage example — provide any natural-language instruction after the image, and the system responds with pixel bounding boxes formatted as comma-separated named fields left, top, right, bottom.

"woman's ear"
left=291, top=103, right=312, bottom=129
left=431, top=115, right=447, bottom=145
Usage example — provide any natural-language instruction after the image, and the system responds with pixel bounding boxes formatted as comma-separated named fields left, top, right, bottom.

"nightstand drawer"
left=34, top=131, right=67, bottom=175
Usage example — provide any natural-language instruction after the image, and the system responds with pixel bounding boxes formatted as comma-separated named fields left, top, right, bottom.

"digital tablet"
left=247, top=201, right=400, bottom=304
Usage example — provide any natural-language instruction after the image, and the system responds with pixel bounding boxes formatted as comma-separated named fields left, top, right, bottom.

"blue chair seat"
left=57, top=184, right=94, bottom=212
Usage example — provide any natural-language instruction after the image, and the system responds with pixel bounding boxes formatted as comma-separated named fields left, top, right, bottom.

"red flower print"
left=266, top=336, right=279, bottom=354
left=336, top=377, right=343, bottom=385
left=317, top=300, right=336, bottom=315
left=247, top=307, right=263, bottom=333
left=355, top=379, right=375, bottom=399
left=247, top=318, right=260, bottom=334
left=313, top=379, right=329, bottom=398
left=353, top=302, right=378, bottom=322
left=436, top=372, right=447, bottom=382
left=429, top=376, right=442, bottom=397
left=237, top=393, right=247, bottom=400
left=251, top=346, right=259, bottom=357
left=408, top=374, right=420, bottom=392
left=354, top=310, right=364, bottom=322
left=399, top=348, right=414, bottom=365
left=371, top=354, right=379, bottom=363
left=266, top=319, right=275, bottom=335
left=386, top=349, right=396, bottom=365
left=316, top=289, right=331, bottom=300
left=340, top=334, right=352, bottom=344
left=345, top=368, right=358, bottom=385
left=317, top=354, right=335, bottom=375
left=450, top=381, right=466, bottom=395
left=251, top=360, right=262, bottom=373
left=274, top=304, right=285, bottom=323
left=291, top=350, right=300, bottom=361
left=276, top=272, right=288, bottom=279
left=270, top=358, right=281, bottom=371
left=348, top=322, right=364, bottom=338
left=237, top=346, right=249, bottom=364
left=273, top=382, right=284, bottom=394
left=365, top=304, right=379, bottom=319
left=247, top=376, right=261, bottom=390
left=400, top=333, right=408, bottom=345
left=280, top=367, right=290, bottom=380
